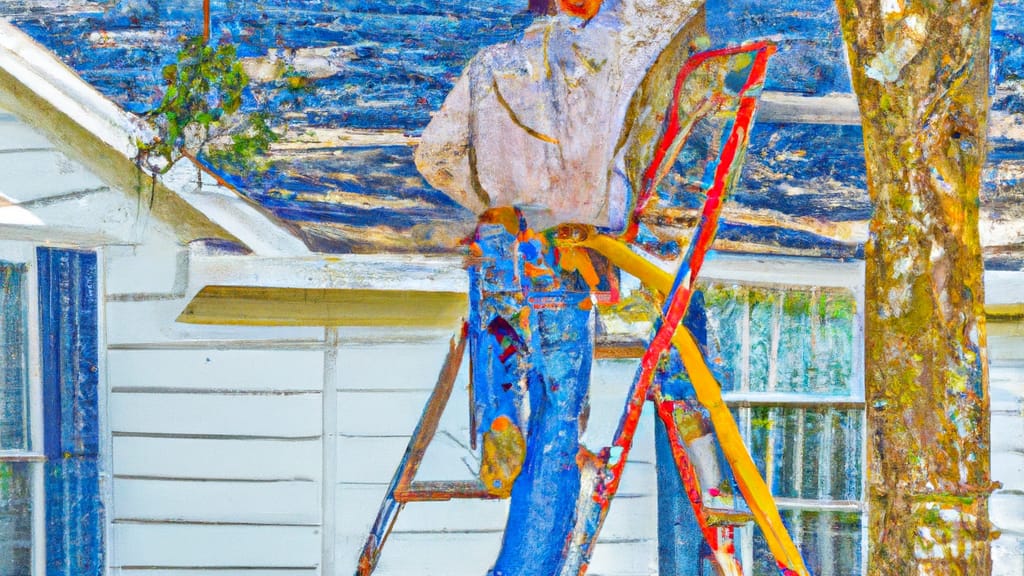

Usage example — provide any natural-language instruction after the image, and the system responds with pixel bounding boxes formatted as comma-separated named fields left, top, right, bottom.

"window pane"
left=703, top=284, right=857, bottom=396
left=748, top=406, right=863, bottom=501
left=704, top=284, right=745, bottom=392
left=0, top=262, right=29, bottom=451
left=813, top=290, right=856, bottom=394
left=777, top=291, right=812, bottom=392
left=0, top=462, right=33, bottom=576
left=750, top=510, right=863, bottom=576
left=747, top=287, right=776, bottom=392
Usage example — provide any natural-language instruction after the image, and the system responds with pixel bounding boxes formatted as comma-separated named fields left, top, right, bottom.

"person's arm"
left=414, top=70, right=490, bottom=214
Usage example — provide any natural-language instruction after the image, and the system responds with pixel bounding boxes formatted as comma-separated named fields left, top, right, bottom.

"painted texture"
left=0, top=261, right=32, bottom=574
left=38, top=248, right=103, bottom=576
left=1, top=0, right=1020, bottom=264
left=835, top=0, right=997, bottom=573
left=1, top=261, right=29, bottom=452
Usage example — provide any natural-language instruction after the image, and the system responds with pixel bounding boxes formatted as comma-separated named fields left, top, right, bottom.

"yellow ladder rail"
left=564, top=228, right=811, bottom=576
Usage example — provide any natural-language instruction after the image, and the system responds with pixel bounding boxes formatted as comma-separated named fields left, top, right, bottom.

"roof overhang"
left=0, top=19, right=311, bottom=255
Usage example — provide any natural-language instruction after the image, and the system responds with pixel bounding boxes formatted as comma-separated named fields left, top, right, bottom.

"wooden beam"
left=176, top=285, right=467, bottom=327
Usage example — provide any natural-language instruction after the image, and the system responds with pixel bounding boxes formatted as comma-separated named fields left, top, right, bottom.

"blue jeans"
left=468, top=218, right=593, bottom=576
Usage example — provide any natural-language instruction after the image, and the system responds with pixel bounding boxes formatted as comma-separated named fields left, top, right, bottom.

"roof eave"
left=0, top=19, right=311, bottom=256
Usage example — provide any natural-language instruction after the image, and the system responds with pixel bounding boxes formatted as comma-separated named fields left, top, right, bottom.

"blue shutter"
left=37, top=248, right=103, bottom=576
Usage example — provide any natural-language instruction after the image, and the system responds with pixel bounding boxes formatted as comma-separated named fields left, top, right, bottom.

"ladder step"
left=394, top=480, right=501, bottom=502
left=704, top=507, right=756, bottom=527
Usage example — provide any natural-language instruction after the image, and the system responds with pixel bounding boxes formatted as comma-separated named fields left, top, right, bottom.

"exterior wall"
left=0, top=106, right=175, bottom=246
left=989, top=320, right=1024, bottom=575
left=93, top=245, right=1024, bottom=576
left=102, top=240, right=326, bottom=575
left=332, top=331, right=662, bottom=575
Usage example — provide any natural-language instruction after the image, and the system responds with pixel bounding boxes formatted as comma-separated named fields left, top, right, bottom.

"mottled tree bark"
left=834, top=1, right=997, bottom=574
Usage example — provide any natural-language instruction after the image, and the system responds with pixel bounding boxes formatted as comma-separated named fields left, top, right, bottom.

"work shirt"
left=415, top=0, right=704, bottom=232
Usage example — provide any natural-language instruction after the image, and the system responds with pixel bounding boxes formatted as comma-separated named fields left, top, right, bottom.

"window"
left=0, top=253, right=43, bottom=576
left=700, top=275, right=866, bottom=576
left=0, top=246, right=103, bottom=576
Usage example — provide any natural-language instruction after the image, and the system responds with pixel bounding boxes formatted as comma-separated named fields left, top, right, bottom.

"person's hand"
left=479, top=206, right=522, bottom=236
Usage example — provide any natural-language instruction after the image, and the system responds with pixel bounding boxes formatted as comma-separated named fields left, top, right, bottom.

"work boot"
left=480, top=415, right=526, bottom=498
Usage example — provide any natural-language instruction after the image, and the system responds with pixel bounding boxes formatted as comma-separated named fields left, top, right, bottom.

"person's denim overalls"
left=467, top=214, right=593, bottom=576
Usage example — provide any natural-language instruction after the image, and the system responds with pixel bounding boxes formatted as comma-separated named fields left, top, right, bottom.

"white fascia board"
left=190, top=250, right=1024, bottom=306
left=188, top=251, right=468, bottom=298
left=0, top=19, right=310, bottom=257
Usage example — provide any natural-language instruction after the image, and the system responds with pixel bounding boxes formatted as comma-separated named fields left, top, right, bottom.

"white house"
left=0, top=18, right=1022, bottom=576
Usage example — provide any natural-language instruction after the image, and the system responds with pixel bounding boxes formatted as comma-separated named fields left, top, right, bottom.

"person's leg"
left=490, top=231, right=594, bottom=576
left=469, top=223, right=530, bottom=497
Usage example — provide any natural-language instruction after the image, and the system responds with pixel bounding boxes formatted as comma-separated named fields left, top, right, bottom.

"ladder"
left=356, top=41, right=811, bottom=576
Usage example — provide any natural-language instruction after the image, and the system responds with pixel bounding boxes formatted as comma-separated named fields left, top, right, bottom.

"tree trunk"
left=833, top=1, right=997, bottom=574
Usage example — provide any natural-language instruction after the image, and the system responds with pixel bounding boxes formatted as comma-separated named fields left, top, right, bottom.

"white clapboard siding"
left=104, top=242, right=187, bottom=297
left=338, top=390, right=438, bottom=437
left=0, top=148, right=107, bottom=203
left=108, top=349, right=325, bottom=392
left=337, top=338, right=463, bottom=391
left=16, top=186, right=147, bottom=237
left=356, top=532, right=657, bottom=576
left=366, top=532, right=504, bottom=576
left=989, top=323, right=1024, bottom=576
left=113, top=436, right=321, bottom=481
left=114, top=479, right=320, bottom=525
left=337, top=434, right=476, bottom=484
left=587, top=540, right=659, bottom=576
left=110, top=392, right=322, bottom=437
left=105, top=299, right=325, bottom=346
left=112, top=524, right=320, bottom=568
left=0, top=111, right=53, bottom=150
left=118, top=565, right=315, bottom=569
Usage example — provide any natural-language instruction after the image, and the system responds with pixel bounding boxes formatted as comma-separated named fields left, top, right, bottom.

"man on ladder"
left=414, top=0, right=807, bottom=574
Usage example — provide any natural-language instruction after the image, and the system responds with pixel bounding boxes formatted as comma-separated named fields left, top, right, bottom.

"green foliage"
left=138, top=35, right=279, bottom=175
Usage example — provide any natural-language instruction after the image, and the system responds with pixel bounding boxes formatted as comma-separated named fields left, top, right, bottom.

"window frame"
left=697, top=254, right=867, bottom=576
left=0, top=241, right=47, bottom=576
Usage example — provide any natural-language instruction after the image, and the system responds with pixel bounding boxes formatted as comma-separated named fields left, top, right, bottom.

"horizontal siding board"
left=112, top=524, right=320, bottom=568
left=112, top=436, right=321, bottom=481
left=992, top=441, right=1024, bottom=494
left=0, top=148, right=106, bottom=203
left=110, top=392, right=322, bottom=437
left=108, top=349, right=325, bottom=393
left=990, top=362, right=1024, bottom=413
left=105, top=300, right=325, bottom=346
left=113, top=479, right=319, bottom=525
left=350, top=532, right=504, bottom=576
left=118, top=571, right=317, bottom=576
left=337, top=390, right=435, bottom=437
left=104, top=242, right=184, bottom=297
left=586, top=538, right=659, bottom=576
left=339, top=531, right=657, bottom=576
left=337, top=434, right=476, bottom=484
left=337, top=338, right=465, bottom=391
left=0, top=116, right=53, bottom=150
left=990, top=492, right=1024, bottom=535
